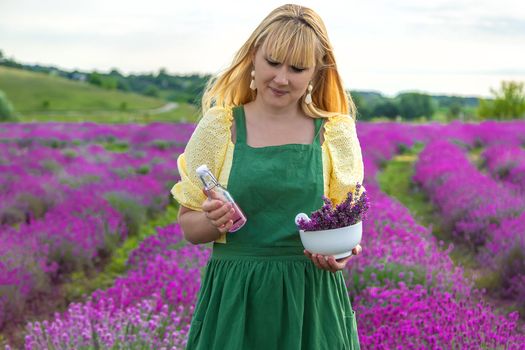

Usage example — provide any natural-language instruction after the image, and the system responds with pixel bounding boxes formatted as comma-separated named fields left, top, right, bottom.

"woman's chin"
left=260, top=93, right=296, bottom=109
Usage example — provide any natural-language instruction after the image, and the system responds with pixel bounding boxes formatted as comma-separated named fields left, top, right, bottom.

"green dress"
left=186, top=106, right=360, bottom=350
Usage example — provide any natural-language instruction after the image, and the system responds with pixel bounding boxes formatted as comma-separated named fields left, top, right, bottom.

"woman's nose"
left=273, top=67, right=288, bottom=85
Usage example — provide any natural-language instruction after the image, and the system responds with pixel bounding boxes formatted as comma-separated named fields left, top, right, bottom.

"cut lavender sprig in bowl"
left=296, top=183, right=369, bottom=259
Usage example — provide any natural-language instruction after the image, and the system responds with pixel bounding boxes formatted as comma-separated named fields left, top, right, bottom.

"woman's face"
left=252, top=47, right=316, bottom=110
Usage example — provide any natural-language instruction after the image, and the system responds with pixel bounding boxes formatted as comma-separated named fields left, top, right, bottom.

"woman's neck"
left=247, top=98, right=304, bottom=122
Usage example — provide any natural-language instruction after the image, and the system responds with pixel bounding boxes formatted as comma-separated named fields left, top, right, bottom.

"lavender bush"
left=24, top=299, right=191, bottom=350
left=356, top=283, right=525, bottom=349
left=482, top=144, right=525, bottom=194
left=480, top=211, right=525, bottom=312
left=23, top=224, right=209, bottom=349
left=413, top=140, right=525, bottom=248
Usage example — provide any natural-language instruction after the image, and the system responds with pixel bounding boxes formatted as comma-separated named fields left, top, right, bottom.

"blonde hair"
left=201, top=4, right=356, bottom=119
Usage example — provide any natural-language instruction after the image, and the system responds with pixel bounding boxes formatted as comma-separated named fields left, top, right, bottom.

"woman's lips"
left=270, top=87, right=288, bottom=96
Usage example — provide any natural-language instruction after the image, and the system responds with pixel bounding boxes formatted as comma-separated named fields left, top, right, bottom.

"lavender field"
left=1, top=120, right=525, bottom=349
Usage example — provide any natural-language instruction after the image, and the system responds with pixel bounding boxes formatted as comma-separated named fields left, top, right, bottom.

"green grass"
left=468, top=145, right=485, bottom=169
left=377, top=144, right=440, bottom=231
left=0, top=66, right=199, bottom=123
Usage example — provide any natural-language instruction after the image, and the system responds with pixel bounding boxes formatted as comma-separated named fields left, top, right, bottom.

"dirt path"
left=148, top=102, right=179, bottom=114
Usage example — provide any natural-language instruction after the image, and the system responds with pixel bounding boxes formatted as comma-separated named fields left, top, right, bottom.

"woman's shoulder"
left=198, top=105, right=234, bottom=128
left=187, top=106, right=234, bottom=143
left=323, top=113, right=357, bottom=140
left=325, top=113, right=355, bottom=125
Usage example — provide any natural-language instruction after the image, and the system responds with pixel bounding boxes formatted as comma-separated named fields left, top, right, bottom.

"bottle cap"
left=196, top=164, right=210, bottom=176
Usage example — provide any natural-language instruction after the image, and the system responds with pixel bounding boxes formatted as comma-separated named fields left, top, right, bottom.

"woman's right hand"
left=202, top=190, right=235, bottom=233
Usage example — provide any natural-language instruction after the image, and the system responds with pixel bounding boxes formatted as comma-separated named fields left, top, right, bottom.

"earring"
left=250, top=70, right=256, bottom=91
left=305, top=83, right=313, bottom=104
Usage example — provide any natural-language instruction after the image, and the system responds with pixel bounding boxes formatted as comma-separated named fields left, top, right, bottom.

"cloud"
left=1, top=0, right=524, bottom=96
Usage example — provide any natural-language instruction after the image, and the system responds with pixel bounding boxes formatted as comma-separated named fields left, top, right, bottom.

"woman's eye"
left=266, top=59, right=280, bottom=66
left=291, top=66, right=305, bottom=73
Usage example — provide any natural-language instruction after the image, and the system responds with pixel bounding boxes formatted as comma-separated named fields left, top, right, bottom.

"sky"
left=1, top=0, right=525, bottom=97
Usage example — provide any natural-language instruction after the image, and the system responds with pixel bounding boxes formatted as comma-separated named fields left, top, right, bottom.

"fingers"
left=209, top=206, right=235, bottom=228
left=351, top=244, right=362, bottom=256
left=304, top=250, right=341, bottom=273
left=202, top=197, right=234, bottom=232
left=205, top=188, right=226, bottom=202
left=217, top=218, right=233, bottom=233
left=304, top=250, right=355, bottom=273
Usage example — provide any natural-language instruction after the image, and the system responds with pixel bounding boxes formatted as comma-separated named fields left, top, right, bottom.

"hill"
left=0, top=66, right=198, bottom=123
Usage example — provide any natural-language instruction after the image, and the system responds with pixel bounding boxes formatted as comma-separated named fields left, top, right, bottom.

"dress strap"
left=233, top=106, right=247, bottom=144
left=312, top=117, right=324, bottom=146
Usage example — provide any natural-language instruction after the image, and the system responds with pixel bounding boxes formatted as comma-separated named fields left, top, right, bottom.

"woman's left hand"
left=304, top=244, right=362, bottom=273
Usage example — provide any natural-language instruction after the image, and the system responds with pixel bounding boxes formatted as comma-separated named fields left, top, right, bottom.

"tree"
left=88, top=72, right=103, bottom=87
left=396, top=92, right=435, bottom=120
left=448, top=102, right=462, bottom=120
left=478, top=81, right=525, bottom=119
left=0, top=90, right=18, bottom=122
left=351, top=93, right=370, bottom=120
left=109, top=68, right=123, bottom=77
left=144, top=85, right=159, bottom=97
left=372, top=100, right=399, bottom=119
left=100, top=76, right=118, bottom=90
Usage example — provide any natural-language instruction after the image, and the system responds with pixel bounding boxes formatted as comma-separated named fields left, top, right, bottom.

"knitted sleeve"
left=170, top=106, right=233, bottom=211
left=322, top=114, right=365, bottom=205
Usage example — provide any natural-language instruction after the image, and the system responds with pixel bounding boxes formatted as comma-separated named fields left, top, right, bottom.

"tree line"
left=1, top=50, right=524, bottom=122
left=0, top=50, right=210, bottom=106
left=352, top=82, right=525, bottom=121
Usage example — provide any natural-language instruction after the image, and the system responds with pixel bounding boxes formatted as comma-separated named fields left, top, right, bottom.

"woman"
left=172, top=4, right=364, bottom=349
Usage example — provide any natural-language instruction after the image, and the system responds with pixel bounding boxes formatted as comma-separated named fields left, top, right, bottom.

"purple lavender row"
left=480, top=211, right=525, bottom=307
left=482, top=144, right=525, bottom=194
left=2, top=119, right=522, bottom=150
left=478, top=146, right=525, bottom=310
left=0, top=122, right=195, bottom=145
left=413, top=139, right=525, bottom=320
left=0, top=191, right=125, bottom=329
left=413, top=139, right=525, bottom=248
left=23, top=224, right=210, bottom=349
left=22, top=300, right=191, bottom=350
left=355, top=283, right=524, bottom=349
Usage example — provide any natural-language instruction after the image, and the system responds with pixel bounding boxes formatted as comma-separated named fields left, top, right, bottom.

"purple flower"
left=297, top=183, right=370, bottom=231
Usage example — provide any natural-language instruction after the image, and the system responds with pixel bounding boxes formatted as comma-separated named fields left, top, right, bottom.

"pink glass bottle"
left=196, top=164, right=247, bottom=232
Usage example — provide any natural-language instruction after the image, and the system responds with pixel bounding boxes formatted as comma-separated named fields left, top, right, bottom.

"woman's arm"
left=178, top=191, right=235, bottom=244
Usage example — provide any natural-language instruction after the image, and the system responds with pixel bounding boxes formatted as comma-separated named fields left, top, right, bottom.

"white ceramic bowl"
left=299, top=221, right=362, bottom=259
